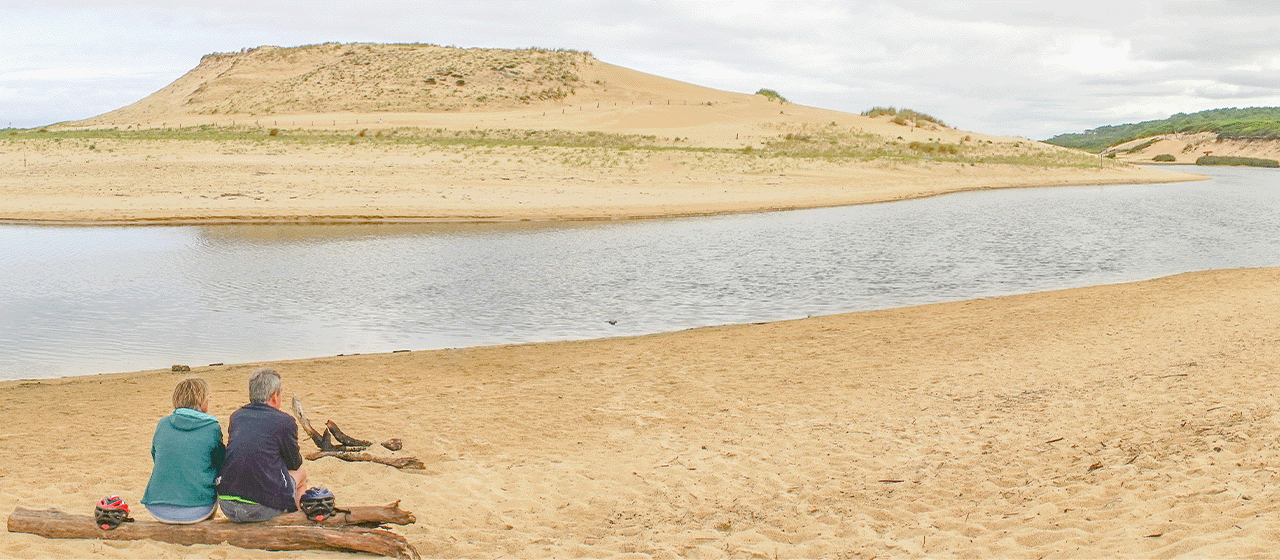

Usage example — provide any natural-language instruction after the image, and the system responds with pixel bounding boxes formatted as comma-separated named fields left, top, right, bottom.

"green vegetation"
left=1195, top=155, right=1279, bottom=167
left=1122, top=138, right=1159, bottom=154
left=1152, top=154, right=1176, bottom=162
left=1045, top=107, right=1280, bottom=152
left=2, top=125, right=688, bottom=152
left=860, top=106, right=947, bottom=128
left=755, top=89, right=787, bottom=103
left=906, top=141, right=960, bottom=155
left=3, top=124, right=1099, bottom=169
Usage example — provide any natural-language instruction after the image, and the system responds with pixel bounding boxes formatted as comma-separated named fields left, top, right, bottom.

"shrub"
left=1152, top=153, right=1175, bottom=162
left=906, top=141, right=960, bottom=155
left=755, top=88, right=787, bottom=103
left=863, top=106, right=946, bottom=127
left=268, top=128, right=280, bottom=136
left=897, top=109, right=946, bottom=128
left=1195, top=155, right=1279, bottom=167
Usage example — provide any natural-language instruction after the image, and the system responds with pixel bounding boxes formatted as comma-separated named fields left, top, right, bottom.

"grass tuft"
left=755, top=89, right=788, bottom=103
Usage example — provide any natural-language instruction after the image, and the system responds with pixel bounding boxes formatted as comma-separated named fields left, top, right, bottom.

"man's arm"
left=280, top=417, right=304, bottom=471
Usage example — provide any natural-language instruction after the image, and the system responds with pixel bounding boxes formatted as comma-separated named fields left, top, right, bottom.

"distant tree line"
left=1044, top=107, right=1280, bottom=152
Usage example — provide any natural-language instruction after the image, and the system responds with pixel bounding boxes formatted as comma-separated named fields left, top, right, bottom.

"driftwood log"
left=8, top=505, right=419, bottom=559
left=292, top=396, right=367, bottom=452
left=327, top=420, right=372, bottom=448
left=268, top=501, right=416, bottom=527
left=292, top=396, right=424, bottom=469
left=307, top=451, right=426, bottom=470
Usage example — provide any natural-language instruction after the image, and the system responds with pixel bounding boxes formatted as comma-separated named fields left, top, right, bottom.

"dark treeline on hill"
left=1045, top=107, right=1280, bottom=152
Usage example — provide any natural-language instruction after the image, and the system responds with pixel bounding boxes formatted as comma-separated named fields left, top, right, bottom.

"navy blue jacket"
left=216, top=402, right=304, bottom=512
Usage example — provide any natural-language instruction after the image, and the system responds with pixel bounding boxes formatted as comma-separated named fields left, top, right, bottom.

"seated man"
left=216, top=368, right=309, bottom=522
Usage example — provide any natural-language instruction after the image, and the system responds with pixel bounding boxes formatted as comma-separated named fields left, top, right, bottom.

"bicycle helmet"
left=299, top=486, right=336, bottom=521
left=94, top=495, right=134, bottom=530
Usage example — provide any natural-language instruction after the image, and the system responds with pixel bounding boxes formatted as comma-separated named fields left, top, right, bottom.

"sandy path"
left=1, top=267, right=1277, bottom=558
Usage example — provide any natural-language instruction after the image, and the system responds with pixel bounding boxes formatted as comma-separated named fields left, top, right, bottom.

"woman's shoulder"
left=168, top=407, right=222, bottom=430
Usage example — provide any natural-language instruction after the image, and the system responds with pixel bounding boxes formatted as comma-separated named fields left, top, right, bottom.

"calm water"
left=3, top=166, right=1278, bottom=379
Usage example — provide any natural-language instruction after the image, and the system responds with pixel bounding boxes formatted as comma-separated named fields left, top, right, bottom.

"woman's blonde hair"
left=172, top=378, right=209, bottom=410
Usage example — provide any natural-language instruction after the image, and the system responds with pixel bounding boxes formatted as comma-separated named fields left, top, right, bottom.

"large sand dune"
left=1, top=43, right=1199, bottom=224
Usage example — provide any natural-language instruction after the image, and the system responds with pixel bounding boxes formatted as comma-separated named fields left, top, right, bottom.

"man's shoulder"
left=231, top=403, right=296, bottom=427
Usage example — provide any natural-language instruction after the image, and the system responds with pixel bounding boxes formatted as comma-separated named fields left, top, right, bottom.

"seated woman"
left=142, top=377, right=226, bottom=523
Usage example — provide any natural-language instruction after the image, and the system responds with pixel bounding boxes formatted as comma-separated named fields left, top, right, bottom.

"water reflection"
left=3, top=166, right=1279, bottom=379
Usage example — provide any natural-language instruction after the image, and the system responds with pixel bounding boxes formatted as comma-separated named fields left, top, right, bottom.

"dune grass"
left=755, top=89, right=788, bottom=103
left=860, top=106, right=947, bottom=128
left=5, top=124, right=1099, bottom=169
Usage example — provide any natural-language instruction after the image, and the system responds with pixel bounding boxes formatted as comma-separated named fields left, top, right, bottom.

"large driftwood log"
left=7, top=507, right=419, bottom=559
left=266, top=501, right=416, bottom=527
left=307, top=451, right=426, bottom=470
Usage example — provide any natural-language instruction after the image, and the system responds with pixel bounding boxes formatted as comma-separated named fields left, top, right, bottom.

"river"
left=3, top=165, right=1277, bottom=379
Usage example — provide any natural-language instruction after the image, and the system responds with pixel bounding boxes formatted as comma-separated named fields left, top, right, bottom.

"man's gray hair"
left=248, top=368, right=282, bottom=403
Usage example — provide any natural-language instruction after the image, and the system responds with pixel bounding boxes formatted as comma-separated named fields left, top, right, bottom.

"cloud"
left=6, top=1, right=1280, bottom=137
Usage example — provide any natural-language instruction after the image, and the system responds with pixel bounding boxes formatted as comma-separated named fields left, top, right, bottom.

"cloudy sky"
left=5, top=0, right=1280, bottom=139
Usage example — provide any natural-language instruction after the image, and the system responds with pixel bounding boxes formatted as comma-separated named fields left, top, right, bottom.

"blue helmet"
left=300, top=487, right=336, bottom=521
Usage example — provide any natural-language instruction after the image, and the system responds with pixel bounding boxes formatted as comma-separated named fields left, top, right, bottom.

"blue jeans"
left=146, top=503, right=216, bottom=524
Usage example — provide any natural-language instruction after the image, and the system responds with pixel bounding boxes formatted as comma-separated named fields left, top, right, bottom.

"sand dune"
left=2, top=267, right=1279, bottom=558
left=0, top=43, right=1200, bottom=224
left=1109, top=131, right=1280, bottom=164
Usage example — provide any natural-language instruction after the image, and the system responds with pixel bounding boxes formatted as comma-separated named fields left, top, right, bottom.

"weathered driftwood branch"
left=292, top=396, right=423, bottom=468
left=327, top=420, right=372, bottom=448
left=292, top=396, right=367, bottom=452
left=291, top=395, right=328, bottom=448
left=7, top=507, right=419, bottom=559
left=307, top=451, right=426, bottom=470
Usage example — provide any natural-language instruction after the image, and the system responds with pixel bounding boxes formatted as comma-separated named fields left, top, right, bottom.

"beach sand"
left=2, top=266, right=1278, bottom=558
left=0, top=134, right=1198, bottom=225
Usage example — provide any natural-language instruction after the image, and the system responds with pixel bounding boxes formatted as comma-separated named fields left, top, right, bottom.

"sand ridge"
left=2, top=267, right=1279, bottom=558
left=0, top=134, right=1198, bottom=224
left=1109, top=131, right=1280, bottom=165
left=0, top=42, right=1202, bottom=224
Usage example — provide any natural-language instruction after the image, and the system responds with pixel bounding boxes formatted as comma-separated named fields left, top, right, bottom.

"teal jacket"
left=142, top=408, right=226, bottom=507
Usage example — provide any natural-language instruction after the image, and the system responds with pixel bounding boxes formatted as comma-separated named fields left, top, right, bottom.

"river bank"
left=2, top=266, right=1278, bottom=558
left=0, top=130, right=1201, bottom=224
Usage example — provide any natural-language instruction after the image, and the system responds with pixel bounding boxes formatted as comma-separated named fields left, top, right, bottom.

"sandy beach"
left=0, top=133, right=1197, bottom=225
left=4, top=43, right=1268, bottom=558
left=1, top=267, right=1278, bottom=558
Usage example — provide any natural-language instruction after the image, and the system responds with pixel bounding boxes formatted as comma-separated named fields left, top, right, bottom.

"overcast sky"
left=6, top=0, right=1280, bottom=139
